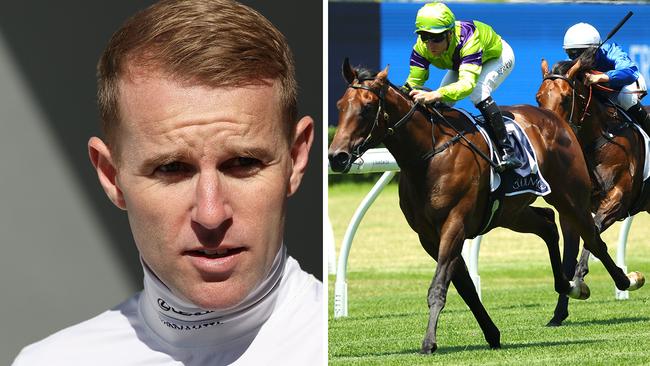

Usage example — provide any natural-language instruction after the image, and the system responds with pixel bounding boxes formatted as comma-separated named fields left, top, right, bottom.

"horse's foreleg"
left=421, top=220, right=465, bottom=354
left=452, top=256, right=500, bottom=349
left=573, top=248, right=591, bottom=284
left=585, top=194, right=644, bottom=289
left=593, top=188, right=625, bottom=233
left=583, top=191, right=645, bottom=290
left=577, top=188, right=629, bottom=287
left=557, top=199, right=635, bottom=292
left=583, top=231, right=645, bottom=291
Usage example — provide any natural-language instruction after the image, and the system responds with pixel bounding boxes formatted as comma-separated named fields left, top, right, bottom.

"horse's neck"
left=577, top=100, right=615, bottom=146
left=382, top=90, right=435, bottom=169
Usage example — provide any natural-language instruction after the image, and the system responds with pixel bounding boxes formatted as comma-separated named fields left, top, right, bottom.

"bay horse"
left=328, top=58, right=642, bottom=354
left=537, top=55, right=647, bottom=326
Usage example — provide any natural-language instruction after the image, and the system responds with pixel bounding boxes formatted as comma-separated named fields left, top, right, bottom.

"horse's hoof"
left=568, top=280, right=590, bottom=300
left=546, top=310, right=567, bottom=327
left=488, top=337, right=501, bottom=349
left=627, top=271, right=645, bottom=291
left=420, top=340, right=437, bottom=354
left=546, top=318, right=563, bottom=327
left=485, top=329, right=501, bottom=349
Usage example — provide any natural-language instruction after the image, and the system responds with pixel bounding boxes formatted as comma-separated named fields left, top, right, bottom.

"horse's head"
left=536, top=54, right=594, bottom=130
left=328, top=58, right=391, bottom=173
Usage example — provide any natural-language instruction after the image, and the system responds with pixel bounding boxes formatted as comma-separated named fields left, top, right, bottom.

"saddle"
left=450, top=108, right=552, bottom=236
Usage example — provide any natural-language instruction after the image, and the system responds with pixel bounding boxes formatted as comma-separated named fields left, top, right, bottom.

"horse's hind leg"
left=501, top=206, right=570, bottom=295
left=548, top=218, right=581, bottom=326
left=451, top=256, right=500, bottom=349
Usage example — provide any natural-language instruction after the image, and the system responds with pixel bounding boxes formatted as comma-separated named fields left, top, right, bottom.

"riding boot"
left=476, top=96, right=523, bottom=172
left=626, top=102, right=650, bottom=136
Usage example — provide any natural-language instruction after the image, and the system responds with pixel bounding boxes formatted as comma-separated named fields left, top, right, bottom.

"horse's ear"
left=566, top=59, right=582, bottom=79
left=376, top=65, right=390, bottom=81
left=342, top=57, right=356, bottom=84
left=541, top=59, right=549, bottom=78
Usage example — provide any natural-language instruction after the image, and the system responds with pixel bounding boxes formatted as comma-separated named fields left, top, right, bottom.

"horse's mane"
left=352, top=65, right=411, bottom=99
left=354, top=67, right=377, bottom=81
left=550, top=47, right=598, bottom=79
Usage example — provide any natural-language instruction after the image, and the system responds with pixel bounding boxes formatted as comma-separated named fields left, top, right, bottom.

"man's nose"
left=191, top=171, right=233, bottom=230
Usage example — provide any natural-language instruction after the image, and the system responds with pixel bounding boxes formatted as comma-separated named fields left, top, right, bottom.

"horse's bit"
left=543, top=73, right=592, bottom=132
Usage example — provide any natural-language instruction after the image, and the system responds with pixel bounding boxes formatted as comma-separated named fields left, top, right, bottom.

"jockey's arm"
left=409, top=89, right=443, bottom=105
left=405, top=49, right=430, bottom=88
left=436, top=63, right=481, bottom=103
left=601, top=43, right=639, bottom=89
left=585, top=72, right=609, bottom=86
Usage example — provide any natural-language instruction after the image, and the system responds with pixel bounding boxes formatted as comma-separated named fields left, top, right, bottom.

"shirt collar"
left=139, top=245, right=286, bottom=348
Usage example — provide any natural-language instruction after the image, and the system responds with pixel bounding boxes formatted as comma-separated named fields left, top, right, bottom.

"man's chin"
left=180, top=280, right=256, bottom=311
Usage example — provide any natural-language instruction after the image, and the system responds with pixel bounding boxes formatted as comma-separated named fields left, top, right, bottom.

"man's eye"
left=233, top=157, right=260, bottom=167
left=156, top=162, right=191, bottom=174
left=222, top=157, right=262, bottom=176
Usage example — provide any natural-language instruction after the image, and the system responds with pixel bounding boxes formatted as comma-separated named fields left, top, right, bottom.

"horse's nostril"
left=328, top=151, right=351, bottom=172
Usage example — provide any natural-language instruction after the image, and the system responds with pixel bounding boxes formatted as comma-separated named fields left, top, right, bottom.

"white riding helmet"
left=563, top=23, right=601, bottom=49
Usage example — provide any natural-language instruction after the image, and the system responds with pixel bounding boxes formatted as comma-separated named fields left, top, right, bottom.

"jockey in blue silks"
left=563, top=22, right=650, bottom=134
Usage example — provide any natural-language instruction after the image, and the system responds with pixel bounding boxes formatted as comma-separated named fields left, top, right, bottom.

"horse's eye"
left=361, top=104, right=375, bottom=116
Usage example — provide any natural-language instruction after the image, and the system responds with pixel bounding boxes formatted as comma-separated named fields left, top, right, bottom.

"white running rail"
left=328, top=148, right=634, bottom=318
left=328, top=148, right=482, bottom=318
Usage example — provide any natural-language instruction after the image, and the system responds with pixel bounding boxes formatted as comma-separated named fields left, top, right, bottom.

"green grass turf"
left=328, top=181, right=650, bottom=365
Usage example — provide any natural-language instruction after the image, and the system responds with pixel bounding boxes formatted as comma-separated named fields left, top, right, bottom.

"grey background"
left=0, top=1, right=322, bottom=363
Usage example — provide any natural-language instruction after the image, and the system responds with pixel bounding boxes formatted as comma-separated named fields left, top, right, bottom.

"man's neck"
left=138, top=246, right=286, bottom=348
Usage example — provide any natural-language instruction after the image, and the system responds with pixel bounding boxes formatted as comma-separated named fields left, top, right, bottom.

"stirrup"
left=496, top=153, right=522, bottom=172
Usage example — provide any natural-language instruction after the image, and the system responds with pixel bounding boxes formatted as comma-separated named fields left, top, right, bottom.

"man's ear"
left=88, top=137, right=126, bottom=210
left=287, top=116, right=314, bottom=197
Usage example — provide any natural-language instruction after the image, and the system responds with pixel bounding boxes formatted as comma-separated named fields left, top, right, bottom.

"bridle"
left=346, top=78, right=418, bottom=160
left=346, top=78, right=497, bottom=168
left=543, top=73, right=592, bottom=132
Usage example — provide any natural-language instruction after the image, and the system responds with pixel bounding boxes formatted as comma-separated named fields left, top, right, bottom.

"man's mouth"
left=186, top=247, right=245, bottom=259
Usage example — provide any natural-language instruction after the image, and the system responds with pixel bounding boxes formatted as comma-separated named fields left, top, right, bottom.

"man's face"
left=421, top=31, right=449, bottom=57
left=566, top=48, right=587, bottom=61
left=90, top=70, right=312, bottom=310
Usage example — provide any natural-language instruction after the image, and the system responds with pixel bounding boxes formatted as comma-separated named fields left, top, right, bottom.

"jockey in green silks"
left=405, top=2, right=522, bottom=172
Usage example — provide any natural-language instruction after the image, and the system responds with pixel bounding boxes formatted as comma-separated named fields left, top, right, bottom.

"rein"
left=544, top=73, right=638, bottom=149
left=589, top=70, right=647, bottom=96
left=347, top=78, right=497, bottom=168
left=427, top=107, right=498, bottom=168
left=544, top=73, right=592, bottom=132
left=593, top=83, right=647, bottom=97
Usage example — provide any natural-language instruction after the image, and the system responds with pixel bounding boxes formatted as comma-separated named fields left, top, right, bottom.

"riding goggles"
left=566, top=48, right=587, bottom=60
left=420, top=31, right=447, bottom=44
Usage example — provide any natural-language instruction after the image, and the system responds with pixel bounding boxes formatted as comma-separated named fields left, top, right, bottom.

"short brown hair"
left=97, top=0, right=297, bottom=153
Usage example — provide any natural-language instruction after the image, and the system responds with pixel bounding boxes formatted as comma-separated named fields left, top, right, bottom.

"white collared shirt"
left=12, top=247, right=323, bottom=365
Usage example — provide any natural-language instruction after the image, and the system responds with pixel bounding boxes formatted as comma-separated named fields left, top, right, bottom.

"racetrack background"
left=329, top=2, right=650, bottom=124
left=329, top=2, right=650, bottom=364
left=328, top=183, right=650, bottom=365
